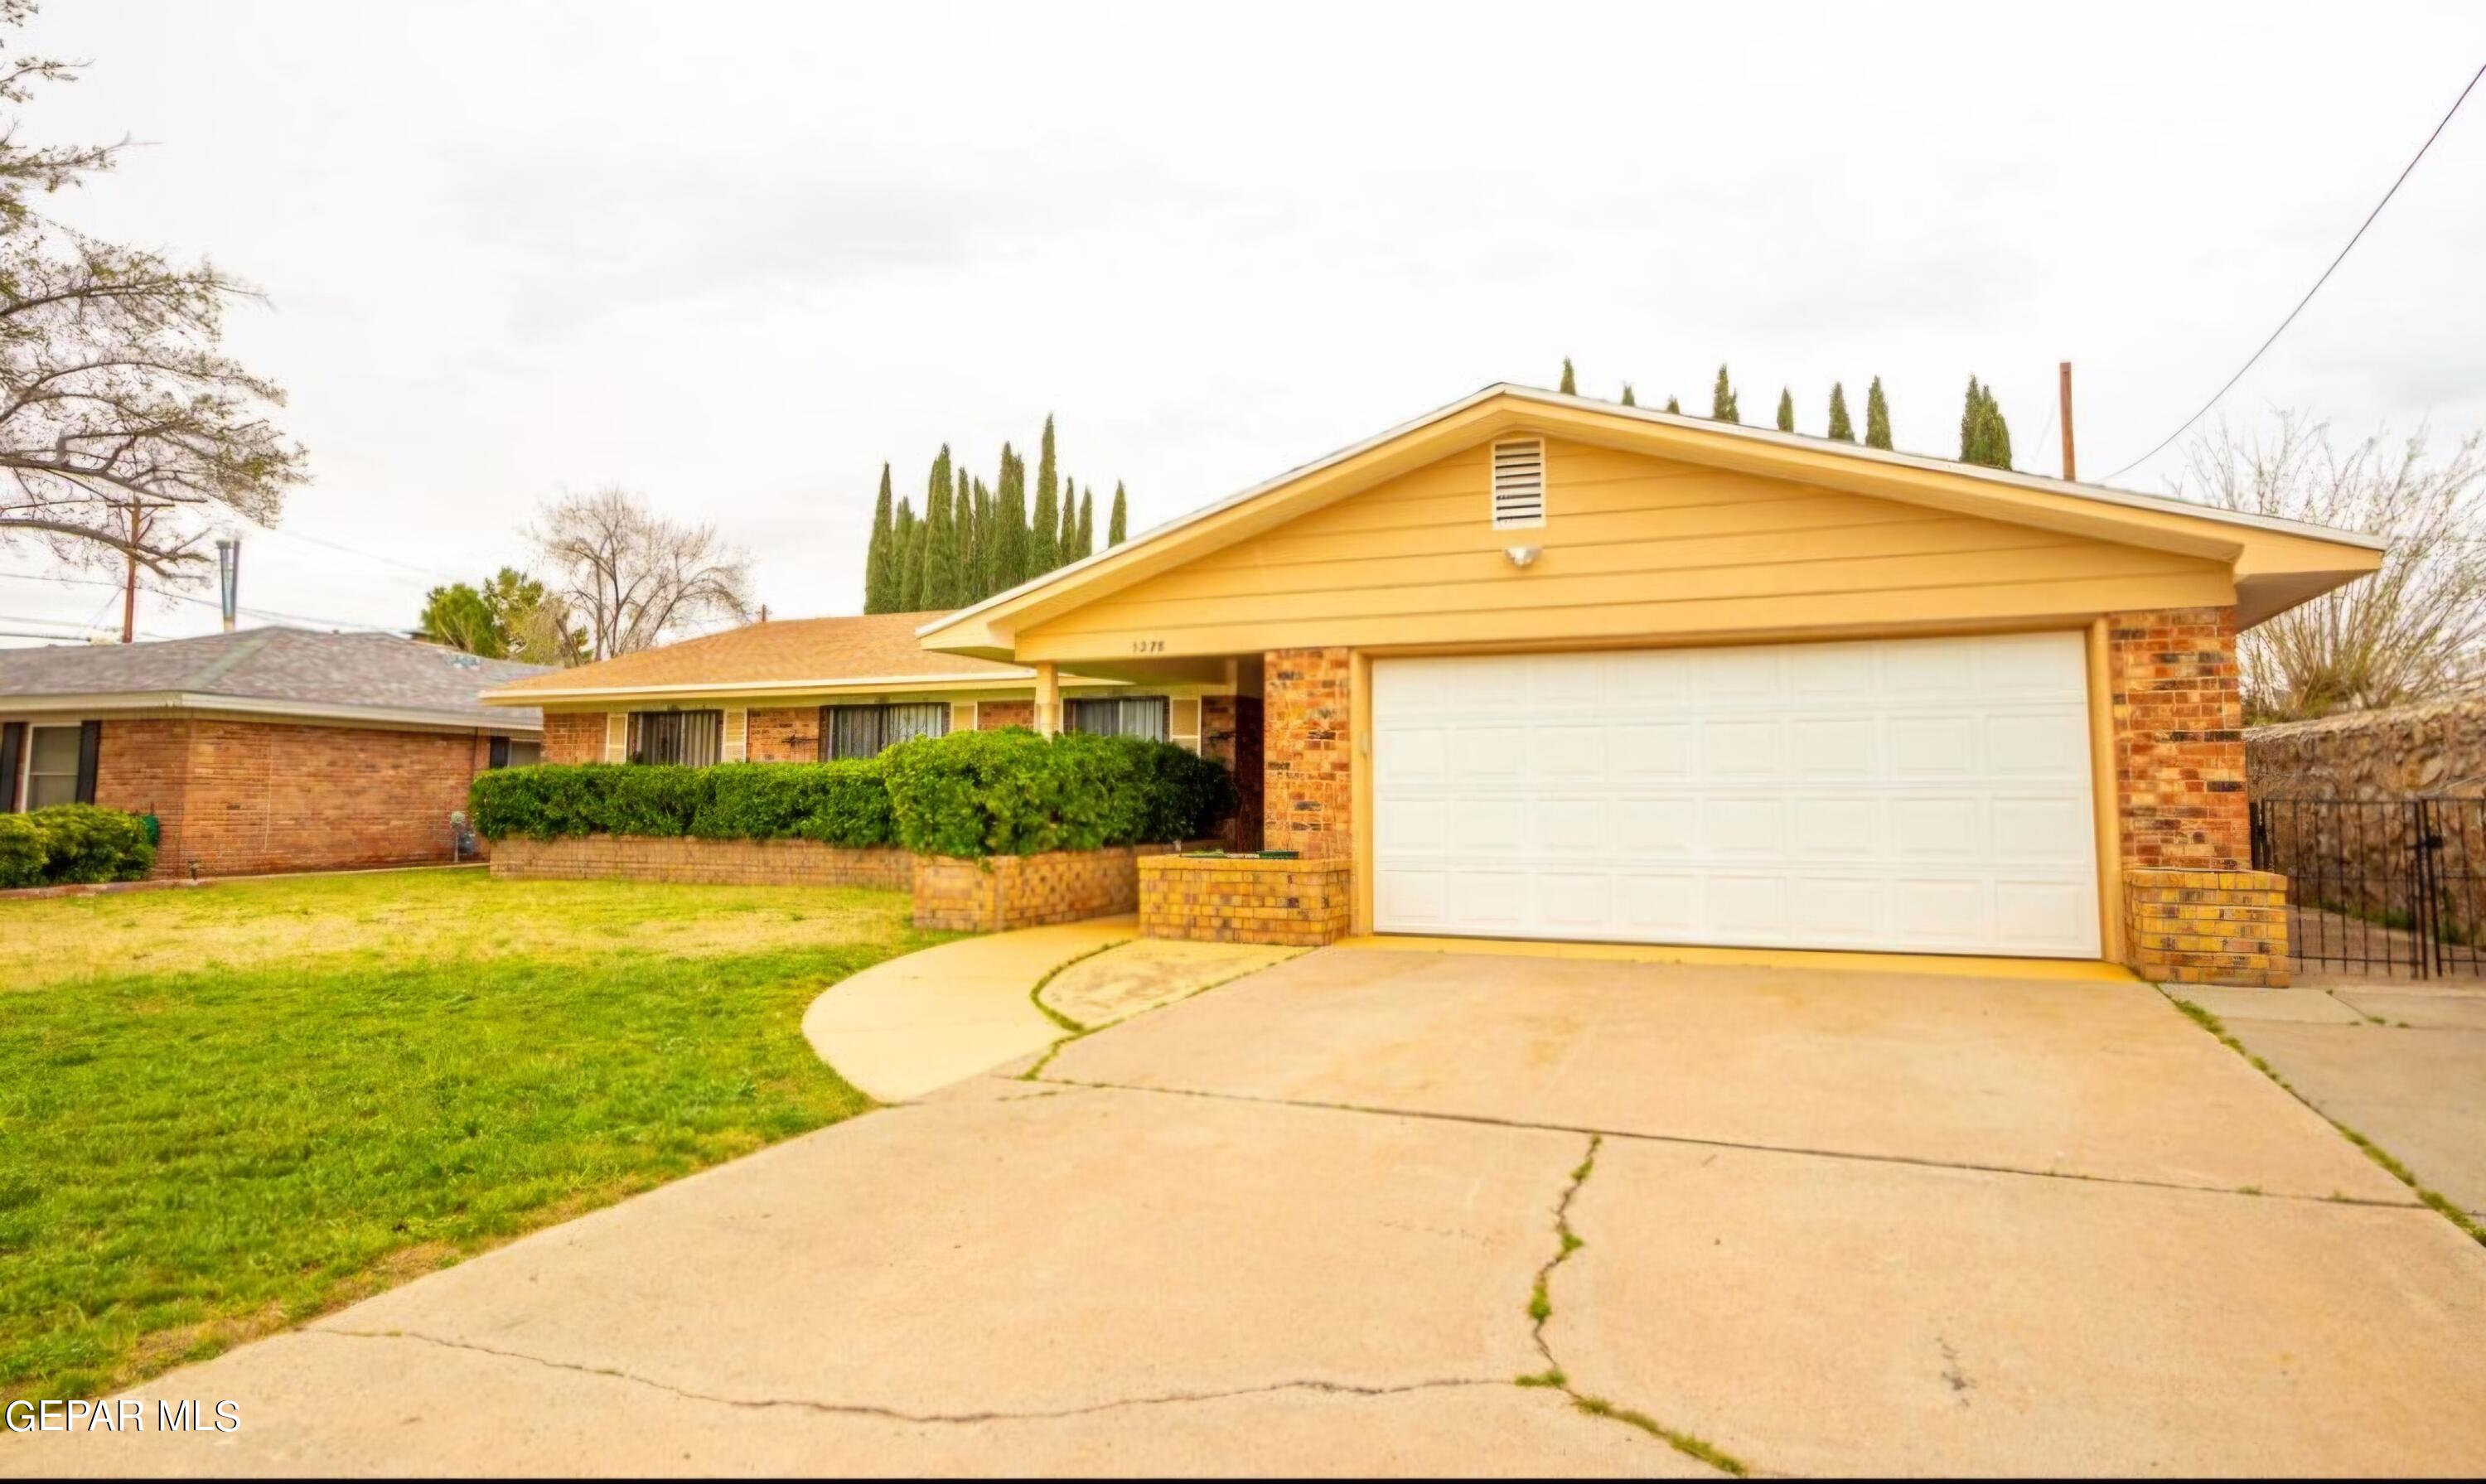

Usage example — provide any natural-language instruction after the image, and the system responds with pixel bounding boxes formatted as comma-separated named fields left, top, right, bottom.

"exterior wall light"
left=1504, top=545, right=1541, bottom=568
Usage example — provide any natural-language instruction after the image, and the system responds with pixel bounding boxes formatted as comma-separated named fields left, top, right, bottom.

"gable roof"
left=918, top=384, right=2387, bottom=656
left=0, top=628, right=551, bottom=729
left=481, top=611, right=1036, bottom=705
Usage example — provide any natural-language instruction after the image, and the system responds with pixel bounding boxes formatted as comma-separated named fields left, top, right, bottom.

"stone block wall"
left=2108, top=608, right=2251, bottom=871
left=1139, top=854, right=1352, bottom=947
left=1263, top=648, right=1352, bottom=858
left=2124, top=868, right=2290, bottom=988
left=490, top=834, right=910, bottom=888
left=910, top=842, right=1195, bottom=932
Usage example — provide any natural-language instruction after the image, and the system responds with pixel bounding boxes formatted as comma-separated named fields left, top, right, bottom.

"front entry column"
left=1032, top=661, right=1061, bottom=737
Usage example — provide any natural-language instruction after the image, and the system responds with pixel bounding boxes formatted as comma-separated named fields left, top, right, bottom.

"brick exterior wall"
left=91, top=716, right=501, bottom=878
left=974, top=700, right=1033, bottom=731
left=2109, top=608, right=2250, bottom=872
left=1263, top=648, right=1352, bottom=858
left=2125, top=868, right=2290, bottom=988
left=910, top=842, right=1197, bottom=932
left=1202, top=694, right=1265, bottom=852
left=542, top=711, right=607, bottom=764
left=746, top=707, right=820, bottom=763
left=1139, top=854, right=1352, bottom=947
left=490, top=834, right=909, bottom=889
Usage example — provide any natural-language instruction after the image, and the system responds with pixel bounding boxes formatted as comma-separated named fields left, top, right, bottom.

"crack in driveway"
left=312, top=1325, right=1508, bottom=1426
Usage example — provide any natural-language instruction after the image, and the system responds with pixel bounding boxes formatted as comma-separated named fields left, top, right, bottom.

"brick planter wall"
left=910, top=841, right=1202, bottom=932
left=2125, top=868, right=2290, bottom=988
left=489, top=834, right=912, bottom=889
left=1139, top=854, right=1354, bottom=947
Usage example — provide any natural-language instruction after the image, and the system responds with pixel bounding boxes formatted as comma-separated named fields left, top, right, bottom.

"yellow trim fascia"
left=918, top=386, right=2384, bottom=656
left=1336, top=934, right=2136, bottom=984
left=2087, top=618, right=2127, bottom=964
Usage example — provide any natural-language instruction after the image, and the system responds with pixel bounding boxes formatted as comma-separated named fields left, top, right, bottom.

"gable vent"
left=1490, top=438, right=1546, bottom=529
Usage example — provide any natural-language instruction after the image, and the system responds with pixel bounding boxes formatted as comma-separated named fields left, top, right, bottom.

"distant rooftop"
left=0, top=627, right=552, bottom=729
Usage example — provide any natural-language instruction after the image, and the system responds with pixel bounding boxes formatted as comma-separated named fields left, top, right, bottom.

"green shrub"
left=0, top=815, right=45, bottom=888
left=467, top=732, right=1235, bottom=859
left=690, top=761, right=893, bottom=846
left=880, top=727, right=1236, bottom=857
left=0, top=805, right=156, bottom=888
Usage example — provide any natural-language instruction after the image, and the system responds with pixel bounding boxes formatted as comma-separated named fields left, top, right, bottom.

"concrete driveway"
left=15, top=947, right=2486, bottom=1477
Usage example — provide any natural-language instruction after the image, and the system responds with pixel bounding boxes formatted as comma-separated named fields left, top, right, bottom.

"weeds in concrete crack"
left=1517, top=1133, right=1751, bottom=1477
left=1013, top=939, right=1130, bottom=1079
left=2168, top=993, right=2486, bottom=1247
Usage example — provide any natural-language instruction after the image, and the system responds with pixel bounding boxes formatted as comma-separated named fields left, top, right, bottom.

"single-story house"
left=0, top=626, right=549, bottom=877
left=484, top=384, right=2384, bottom=974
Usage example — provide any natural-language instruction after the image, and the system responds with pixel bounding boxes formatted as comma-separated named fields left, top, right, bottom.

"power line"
left=2101, top=59, right=2486, bottom=484
left=0, top=568, right=401, bottom=633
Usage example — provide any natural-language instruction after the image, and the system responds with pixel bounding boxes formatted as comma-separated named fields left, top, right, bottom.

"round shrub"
left=0, top=805, right=157, bottom=887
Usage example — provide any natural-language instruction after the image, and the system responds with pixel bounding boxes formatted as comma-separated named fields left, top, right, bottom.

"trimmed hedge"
left=469, top=760, right=894, bottom=847
left=0, top=805, right=157, bottom=888
left=465, top=729, right=1235, bottom=858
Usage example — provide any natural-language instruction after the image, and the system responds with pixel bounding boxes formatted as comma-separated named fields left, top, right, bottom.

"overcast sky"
left=3, top=1, right=2483, bottom=646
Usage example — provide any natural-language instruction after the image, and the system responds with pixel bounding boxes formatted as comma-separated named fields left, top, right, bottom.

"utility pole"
left=121, top=502, right=141, bottom=642
left=2058, top=361, right=2077, bottom=482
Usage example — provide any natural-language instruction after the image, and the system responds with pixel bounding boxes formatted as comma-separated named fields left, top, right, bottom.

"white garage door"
left=1371, top=633, right=2101, bottom=957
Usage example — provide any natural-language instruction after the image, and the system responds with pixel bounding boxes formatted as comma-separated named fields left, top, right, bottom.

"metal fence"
left=2250, top=797, right=2486, bottom=979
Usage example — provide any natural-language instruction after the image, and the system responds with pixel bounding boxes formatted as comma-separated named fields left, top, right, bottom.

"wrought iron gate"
left=2250, top=797, right=2486, bottom=979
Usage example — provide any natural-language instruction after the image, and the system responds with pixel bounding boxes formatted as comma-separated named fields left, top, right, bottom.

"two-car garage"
left=1370, top=631, right=2103, bottom=958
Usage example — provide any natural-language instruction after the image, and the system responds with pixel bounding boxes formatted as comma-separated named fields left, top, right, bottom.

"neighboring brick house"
left=0, top=628, right=549, bottom=878
left=482, top=611, right=1265, bottom=848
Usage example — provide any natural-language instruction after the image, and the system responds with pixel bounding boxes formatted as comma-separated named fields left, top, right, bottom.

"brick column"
left=1263, top=647, right=1352, bottom=858
left=2107, top=607, right=2249, bottom=870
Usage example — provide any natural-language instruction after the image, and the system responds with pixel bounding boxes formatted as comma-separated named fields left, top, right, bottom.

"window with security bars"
left=1065, top=696, right=1170, bottom=742
left=627, top=710, right=723, bottom=766
left=822, top=702, right=949, bottom=760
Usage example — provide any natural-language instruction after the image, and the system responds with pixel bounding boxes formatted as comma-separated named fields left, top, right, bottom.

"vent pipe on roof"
left=215, top=535, right=240, bottom=632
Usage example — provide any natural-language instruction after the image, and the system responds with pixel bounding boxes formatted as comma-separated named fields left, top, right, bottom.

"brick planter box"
left=489, top=834, right=912, bottom=890
left=911, top=842, right=1207, bottom=933
left=1139, top=853, right=1353, bottom=947
left=2125, top=868, right=2290, bottom=988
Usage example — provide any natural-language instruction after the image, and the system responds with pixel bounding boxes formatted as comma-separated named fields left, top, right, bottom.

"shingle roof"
left=485, top=611, right=1028, bottom=699
left=0, top=628, right=550, bottom=727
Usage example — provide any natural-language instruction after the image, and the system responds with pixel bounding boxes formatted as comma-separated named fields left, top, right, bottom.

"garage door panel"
left=1372, top=635, right=2101, bottom=958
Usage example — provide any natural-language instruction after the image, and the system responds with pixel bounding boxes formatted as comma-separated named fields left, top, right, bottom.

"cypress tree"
left=995, top=444, right=1029, bottom=587
left=1030, top=414, right=1060, bottom=576
left=1958, top=376, right=1983, bottom=462
left=1108, top=481, right=1129, bottom=546
left=972, top=478, right=994, bottom=597
left=1560, top=358, right=1577, bottom=395
left=1958, top=377, right=2013, bottom=469
left=1826, top=383, right=1855, bottom=442
left=1620, top=384, right=1637, bottom=407
left=1076, top=486, right=1095, bottom=558
left=957, top=467, right=979, bottom=594
left=1776, top=388, right=1795, bottom=433
left=1864, top=376, right=1893, bottom=450
left=1057, top=470, right=1078, bottom=565
left=863, top=462, right=894, bottom=613
left=1664, top=395, right=1681, bottom=414
left=917, top=445, right=961, bottom=607
left=1710, top=365, right=1739, bottom=423
left=892, top=498, right=921, bottom=610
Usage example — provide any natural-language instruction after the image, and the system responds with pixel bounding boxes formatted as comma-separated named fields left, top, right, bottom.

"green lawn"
left=0, top=868, right=943, bottom=1402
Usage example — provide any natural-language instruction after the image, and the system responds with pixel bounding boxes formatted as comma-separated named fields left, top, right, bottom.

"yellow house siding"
left=1015, top=437, right=2235, bottom=661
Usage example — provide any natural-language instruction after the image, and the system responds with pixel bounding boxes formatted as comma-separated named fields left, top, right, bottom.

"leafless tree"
left=0, top=2, right=307, bottom=575
left=531, top=487, right=752, bottom=659
left=2175, top=411, right=2486, bottom=723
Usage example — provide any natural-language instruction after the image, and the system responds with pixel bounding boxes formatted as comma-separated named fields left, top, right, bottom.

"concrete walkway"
left=800, top=916, right=1131, bottom=1101
left=800, top=918, right=1298, bottom=1103
left=2188, top=974, right=2486, bottom=1216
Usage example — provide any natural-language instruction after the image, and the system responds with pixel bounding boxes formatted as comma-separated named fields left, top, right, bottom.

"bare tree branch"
left=530, top=488, right=752, bottom=660
left=2176, top=410, right=2486, bottom=722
